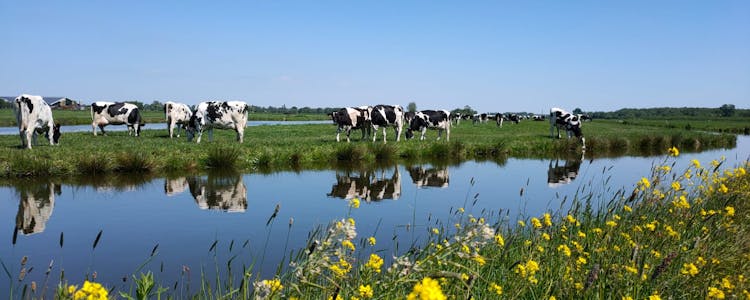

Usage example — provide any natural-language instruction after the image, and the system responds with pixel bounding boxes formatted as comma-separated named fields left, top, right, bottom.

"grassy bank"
left=0, top=120, right=737, bottom=178
left=0, top=109, right=327, bottom=126
left=8, top=151, right=747, bottom=299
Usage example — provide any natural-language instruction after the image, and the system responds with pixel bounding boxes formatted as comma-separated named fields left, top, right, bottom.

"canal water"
left=0, top=120, right=330, bottom=135
left=0, top=136, right=747, bottom=297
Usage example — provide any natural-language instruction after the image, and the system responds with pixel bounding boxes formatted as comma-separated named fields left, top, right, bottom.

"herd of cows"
left=11, top=94, right=586, bottom=149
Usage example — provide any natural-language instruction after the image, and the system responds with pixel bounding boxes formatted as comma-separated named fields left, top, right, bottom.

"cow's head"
left=49, top=123, right=61, bottom=145
left=405, top=114, right=427, bottom=139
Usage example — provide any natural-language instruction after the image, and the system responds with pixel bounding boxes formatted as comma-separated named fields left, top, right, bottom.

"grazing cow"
left=550, top=107, right=585, bottom=148
left=494, top=113, right=504, bottom=127
left=507, top=114, right=521, bottom=124
left=186, top=101, right=249, bottom=143
left=452, top=112, right=462, bottom=125
left=405, top=110, right=451, bottom=141
left=15, top=181, right=60, bottom=235
left=327, top=167, right=401, bottom=201
left=187, top=173, right=247, bottom=212
left=330, top=107, right=370, bottom=142
left=91, top=101, right=143, bottom=136
left=407, top=165, right=449, bottom=188
left=13, top=94, right=61, bottom=149
left=164, top=101, right=193, bottom=138
left=579, top=114, right=592, bottom=122
left=472, top=113, right=488, bottom=124
left=533, top=115, right=546, bottom=121
left=370, top=104, right=404, bottom=143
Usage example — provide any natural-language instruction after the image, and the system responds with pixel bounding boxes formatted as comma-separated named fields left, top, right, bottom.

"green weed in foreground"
left=11, top=149, right=745, bottom=299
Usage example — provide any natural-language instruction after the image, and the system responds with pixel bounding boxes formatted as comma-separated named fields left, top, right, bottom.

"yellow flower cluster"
left=342, top=240, right=355, bottom=251
left=68, top=281, right=109, bottom=300
left=494, top=234, right=505, bottom=247
left=489, top=283, right=503, bottom=296
left=406, top=277, right=446, bottom=300
left=329, top=259, right=352, bottom=277
left=368, top=236, right=376, bottom=246
left=262, top=278, right=283, bottom=293
left=365, top=254, right=384, bottom=273
left=680, top=263, right=699, bottom=277
left=668, top=146, right=679, bottom=156
left=358, top=284, right=373, bottom=298
left=515, top=259, right=541, bottom=284
left=349, top=198, right=360, bottom=208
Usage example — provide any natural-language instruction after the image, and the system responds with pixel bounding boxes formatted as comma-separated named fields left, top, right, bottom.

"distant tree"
left=146, top=100, right=163, bottom=111
left=0, top=98, right=11, bottom=109
left=719, top=104, right=736, bottom=117
left=573, top=108, right=583, bottom=114
left=129, top=101, right=144, bottom=109
left=451, top=105, right=477, bottom=117
left=407, top=102, right=417, bottom=113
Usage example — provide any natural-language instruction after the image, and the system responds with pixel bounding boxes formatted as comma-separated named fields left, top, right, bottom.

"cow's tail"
left=90, top=104, right=95, bottom=121
left=164, top=102, right=172, bottom=121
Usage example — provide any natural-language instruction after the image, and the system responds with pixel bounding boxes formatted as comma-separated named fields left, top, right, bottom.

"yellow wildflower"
left=431, top=228, right=439, bottom=235
left=649, top=294, right=662, bottom=300
left=725, top=206, right=735, bottom=217
left=71, top=281, right=108, bottom=300
left=721, top=277, right=734, bottom=289
left=542, top=233, right=551, bottom=241
left=624, top=265, right=638, bottom=274
left=531, top=217, right=542, bottom=229
left=518, top=220, right=526, bottom=227
left=672, top=195, right=690, bottom=209
left=691, top=159, right=701, bottom=169
left=623, top=205, right=632, bottom=212
left=576, top=256, right=587, bottom=266
left=347, top=218, right=355, bottom=226
left=472, top=254, right=486, bottom=266
left=342, top=240, right=355, bottom=251
left=671, top=181, right=681, bottom=191
left=566, top=215, right=577, bottom=224
left=359, top=284, right=374, bottom=298
left=461, top=273, right=469, bottom=281
left=489, top=283, right=502, bottom=296
left=651, top=250, right=661, bottom=258
left=494, top=234, right=505, bottom=247
left=543, top=213, right=552, bottom=227
left=558, top=244, right=572, bottom=257
left=592, top=228, right=603, bottom=234
left=668, top=146, right=679, bottom=156
left=680, top=263, right=699, bottom=276
left=368, top=236, right=376, bottom=246
left=457, top=207, right=465, bottom=213
left=707, top=287, right=725, bottom=299
left=719, top=184, right=728, bottom=193
left=623, top=296, right=634, bottom=300
left=406, top=277, right=446, bottom=300
left=350, top=198, right=360, bottom=208
left=577, top=231, right=586, bottom=238
left=606, top=220, right=617, bottom=227
left=639, top=177, right=651, bottom=188
left=365, top=254, right=384, bottom=273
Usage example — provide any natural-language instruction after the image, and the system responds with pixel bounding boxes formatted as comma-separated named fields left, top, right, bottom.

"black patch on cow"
left=335, top=108, right=353, bottom=126
left=372, top=105, right=399, bottom=126
left=20, top=97, right=34, bottom=112
left=107, top=103, right=127, bottom=116
left=92, top=103, right=107, bottom=115
left=206, top=103, right=224, bottom=122
left=128, top=108, right=141, bottom=124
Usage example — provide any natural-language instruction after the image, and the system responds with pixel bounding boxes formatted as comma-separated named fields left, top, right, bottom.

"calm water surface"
left=1, top=136, right=747, bottom=297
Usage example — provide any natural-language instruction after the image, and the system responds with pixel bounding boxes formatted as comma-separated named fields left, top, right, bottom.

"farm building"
left=47, top=97, right=81, bottom=110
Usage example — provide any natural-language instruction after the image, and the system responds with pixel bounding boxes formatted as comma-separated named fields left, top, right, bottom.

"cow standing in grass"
left=370, top=104, right=404, bottom=143
left=13, top=94, right=61, bottom=149
left=91, top=101, right=143, bottom=136
left=405, top=110, right=451, bottom=141
left=165, top=101, right=193, bottom=138
left=186, top=101, right=249, bottom=143
left=330, top=107, right=370, bottom=142
left=550, top=107, right=585, bottom=149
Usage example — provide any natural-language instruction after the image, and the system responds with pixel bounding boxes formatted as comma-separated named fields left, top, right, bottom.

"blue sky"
left=1, top=1, right=748, bottom=113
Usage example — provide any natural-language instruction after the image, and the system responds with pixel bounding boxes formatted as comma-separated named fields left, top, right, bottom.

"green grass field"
left=0, top=118, right=737, bottom=178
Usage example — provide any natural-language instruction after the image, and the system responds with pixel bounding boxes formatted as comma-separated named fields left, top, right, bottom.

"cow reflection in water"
left=328, top=167, right=401, bottom=201
left=15, top=182, right=60, bottom=235
left=185, top=174, right=247, bottom=212
left=164, top=177, right=189, bottom=196
left=407, top=165, right=449, bottom=188
left=547, top=153, right=585, bottom=188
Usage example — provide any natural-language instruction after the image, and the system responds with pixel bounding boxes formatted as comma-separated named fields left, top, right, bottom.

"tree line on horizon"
left=0, top=98, right=746, bottom=119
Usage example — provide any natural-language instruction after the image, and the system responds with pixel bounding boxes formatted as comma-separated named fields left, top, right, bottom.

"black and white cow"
left=507, top=114, right=521, bottom=124
left=330, top=107, right=370, bottom=142
left=15, top=181, right=60, bottom=235
left=550, top=107, right=585, bottom=148
left=164, top=101, right=193, bottom=138
left=91, top=101, right=143, bottom=136
left=13, top=94, right=61, bottom=149
left=327, top=167, right=401, bottom=201
left=405, top=110, right=451, bottom=141
left=186, top=101, right=249, bottom=143
left=493, top=113, right=504, bottom=127
left=472, top=113, right=488, bottom=124
left=548, top=152, right=584, bottom=188
left=370, top=104, right=404, bottom=143
left=452, top=112, right=462, bottom=125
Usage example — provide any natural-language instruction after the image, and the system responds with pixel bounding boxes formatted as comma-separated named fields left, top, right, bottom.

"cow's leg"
left=346, top=128, right=352, bottom=143
left=168, top=120, right=174, bottom=138
left=99, top=124, right=107, bottom=136
left=420, top=128, right=427, bottom=140
left=371, top=125, right=378, bottom=142
left=18, top=128, right=27, bottom=148
left=92, top=122, right=98, bottom=136
left=236, top=125, right=244, bottom=143
left=196, top=130, right=203, bottom=143
left=382, top=127, right=387, bottom=143
left=48, top=126, right=55, bottom=145
left=134, top=124, right=140, bottom=137
left=394, top=125, right=402, bottom=142
left=23, top=129, right=33, bottom=149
